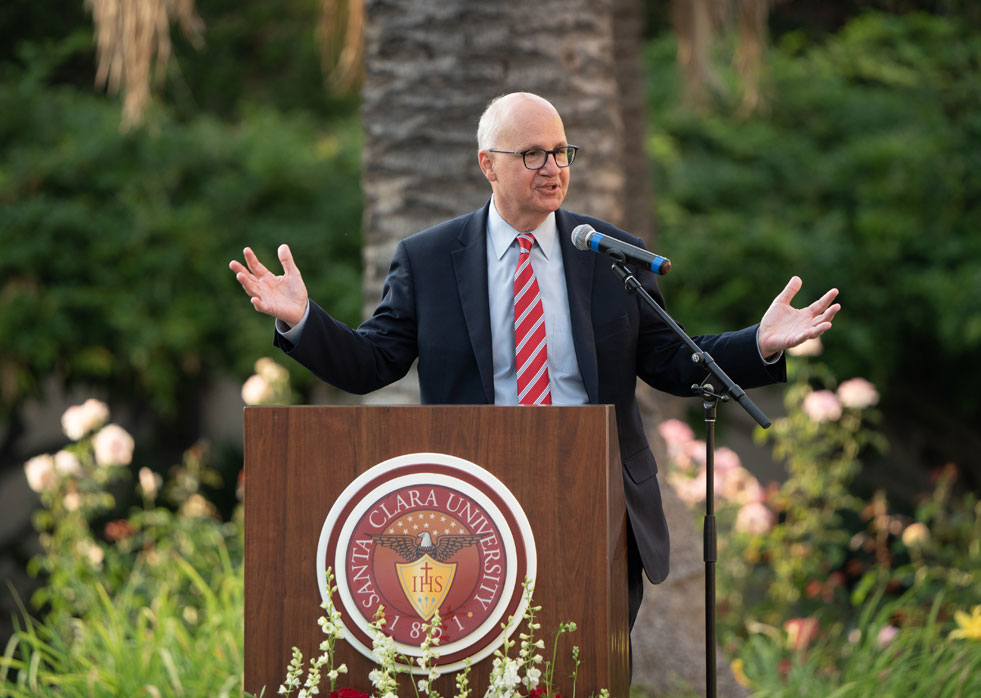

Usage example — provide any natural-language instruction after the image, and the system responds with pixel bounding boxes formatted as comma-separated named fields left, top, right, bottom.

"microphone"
left=571, top=224, right=671, bottom=275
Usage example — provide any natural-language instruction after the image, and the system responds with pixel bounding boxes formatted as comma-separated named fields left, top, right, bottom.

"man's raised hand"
left=757, top=276, right=841, bottom=359
left=229, top=244, right=308, bottom=328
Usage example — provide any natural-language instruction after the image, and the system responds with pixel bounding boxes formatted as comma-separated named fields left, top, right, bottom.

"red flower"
left=528, top=689, right=561, bottom=698
left=804, top=580, right=823, bottom=599
left=330, top=690, right=369, bottom=698
left=104, top=519, right=136, bottom=542
left=783, top=617, right=819, bottom=652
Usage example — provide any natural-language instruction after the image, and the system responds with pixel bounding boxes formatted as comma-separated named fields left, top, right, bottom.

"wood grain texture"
left=244, top=406, right=628, bottom=697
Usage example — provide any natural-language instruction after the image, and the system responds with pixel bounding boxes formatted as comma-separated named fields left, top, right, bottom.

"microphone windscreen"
left=571, top=224, right=594, bottom=251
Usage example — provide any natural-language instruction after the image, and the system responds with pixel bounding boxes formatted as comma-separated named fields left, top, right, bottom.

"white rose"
left=241, top=374, right=273, bottom=405
left=24, top=454, right=57, bottom=492
left=63, top=492, right=82, bottom=511
left=138, top=467, right=161, bottom=498
left=901, top=522, right=930, bottom=547
left=788, top=336, right=823, bottom=357
left=837, top=377, right=879, bottom=409
left=92, top=424, right=135, bottom=466
left=84, top=541, right=104, bottom=566
left=54, top=450, right=82, bottom=476
left=61, top=399, right=109, bottom=440
left=181, top=493, right=217, bottom=519
left=255, top=357, right=289, bottom=383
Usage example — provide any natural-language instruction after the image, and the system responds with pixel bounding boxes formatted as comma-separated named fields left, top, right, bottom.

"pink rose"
left=801, top=390, right=842, bottom=423
left=667, top=469, right=707, bottom=505
left=877, top=625, right=899, bottom=648
left=720, top=467, right=765, bottom=505
left=734, top=501, right=774, bottom=535
left=714, top=447, right=742, bottom=474
left=657, top=418, right=695, bottom=448
left=92, top=424, right=135, bottom=466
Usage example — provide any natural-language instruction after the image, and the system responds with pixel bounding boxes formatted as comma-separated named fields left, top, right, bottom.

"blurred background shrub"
left=646, top=11, right=981, bottom=490
left=0, top=30, right=362, bottom=477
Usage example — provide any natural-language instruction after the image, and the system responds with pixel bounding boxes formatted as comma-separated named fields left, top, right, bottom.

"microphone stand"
left=609, top=260, right=771, bottom=698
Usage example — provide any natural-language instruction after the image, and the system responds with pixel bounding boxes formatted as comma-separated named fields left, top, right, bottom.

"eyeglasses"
left=488, top=145, right=580, bottom=170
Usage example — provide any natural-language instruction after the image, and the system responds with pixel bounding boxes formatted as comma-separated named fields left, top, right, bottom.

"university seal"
left=316, top=453, right=537, bottom=671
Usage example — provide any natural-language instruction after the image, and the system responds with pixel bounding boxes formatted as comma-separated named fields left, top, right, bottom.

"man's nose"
left=539, top=152, right=561, bottom=174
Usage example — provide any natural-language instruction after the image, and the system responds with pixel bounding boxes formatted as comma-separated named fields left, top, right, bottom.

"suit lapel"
left=556, top=210, right=600, bottom=404
left=451, top=202, right=495, bottom=403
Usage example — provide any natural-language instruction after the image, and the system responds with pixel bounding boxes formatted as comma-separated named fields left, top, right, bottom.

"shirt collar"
left=487, top=195, right=557, bottom=261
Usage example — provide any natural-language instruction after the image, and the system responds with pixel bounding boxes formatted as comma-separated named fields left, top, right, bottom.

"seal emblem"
left=317, top=453, right=537, bottom=672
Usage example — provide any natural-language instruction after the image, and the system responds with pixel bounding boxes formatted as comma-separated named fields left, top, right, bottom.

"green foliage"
left=647, top=11, right=981, bottom=415
left=737, top=588, right=981, bottom=697
left=719, top=360, right=888, bottom=626
left=0, top=64, right=363, bottom=419
left=165, top=0, right=361, bottom=119
left=660, top=353, right=980, bottom=696
left=2, top=410, right=244, bottom=695
left=1, top=547, right=243, bottom=697
left=709, top=355, right=979, bottom=637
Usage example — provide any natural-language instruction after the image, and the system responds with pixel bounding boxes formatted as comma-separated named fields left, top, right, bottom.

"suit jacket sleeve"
left=272, top=240, right=420, bottom=394
left=629, top=264, right=786, bottom=397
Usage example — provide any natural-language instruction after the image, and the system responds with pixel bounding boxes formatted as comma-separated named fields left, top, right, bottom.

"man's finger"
left=774, top=275, right=803, bottom=305
left=278, top=243, right=300, bottom=277
left=809, top=321, right=832, bottom=338
left=243, top=247, right=272, bottom=278
left=234, top=271, right=261, bottom=298
left=229, top=259, right=249, bottom=277
left=808, top=288, right=840, bottom=314
left=815, top=302, right=841, bottom=325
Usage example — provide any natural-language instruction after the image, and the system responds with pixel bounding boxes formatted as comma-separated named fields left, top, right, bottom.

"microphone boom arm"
left=609, top=260, right=771, bottom=429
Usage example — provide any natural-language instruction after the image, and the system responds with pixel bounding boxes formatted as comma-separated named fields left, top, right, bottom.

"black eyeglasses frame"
left=487, top=145, right=580, bottom=170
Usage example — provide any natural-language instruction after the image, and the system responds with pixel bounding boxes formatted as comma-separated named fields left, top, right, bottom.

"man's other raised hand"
left=757, top=276, right=841, bottom=359
left=229, top=244, right=308, bottom=328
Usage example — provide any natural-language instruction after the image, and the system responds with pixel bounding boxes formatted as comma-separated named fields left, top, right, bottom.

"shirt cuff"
left=276, top=300, right=310, bottom=343
left=756, top=328, right=783, bottom=365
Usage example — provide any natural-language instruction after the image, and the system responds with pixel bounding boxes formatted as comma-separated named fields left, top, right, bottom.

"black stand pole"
left=609, top=260, right=771, bottom=698
left=700, top=382, right=722, bottom=698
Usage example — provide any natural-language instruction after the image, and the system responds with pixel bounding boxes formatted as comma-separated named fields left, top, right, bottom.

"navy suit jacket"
left=275, top=200, right=785, bottom=583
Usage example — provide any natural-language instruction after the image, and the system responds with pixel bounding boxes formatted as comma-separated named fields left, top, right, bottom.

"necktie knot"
left=516, top=233, right=535, bottom=254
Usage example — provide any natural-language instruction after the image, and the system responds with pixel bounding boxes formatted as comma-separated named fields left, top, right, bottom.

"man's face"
left=479, top=97, right=571, bottom=232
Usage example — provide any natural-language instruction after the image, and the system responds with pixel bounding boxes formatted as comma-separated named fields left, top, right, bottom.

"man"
left=230, top=92, right=840, bottom=631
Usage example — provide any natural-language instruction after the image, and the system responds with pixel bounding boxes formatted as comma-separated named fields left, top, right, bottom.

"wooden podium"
left=244, top=406, right=629, bottom=697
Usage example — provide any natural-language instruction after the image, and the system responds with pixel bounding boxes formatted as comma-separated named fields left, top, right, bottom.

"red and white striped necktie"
left=513, top=233, right=551, bottom=405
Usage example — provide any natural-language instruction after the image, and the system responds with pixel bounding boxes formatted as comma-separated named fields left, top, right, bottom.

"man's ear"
left=478, top=150, right=497, bottom=182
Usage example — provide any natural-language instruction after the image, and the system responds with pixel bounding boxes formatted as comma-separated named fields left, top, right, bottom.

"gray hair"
left=476, top=94, right=508, bottom=151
